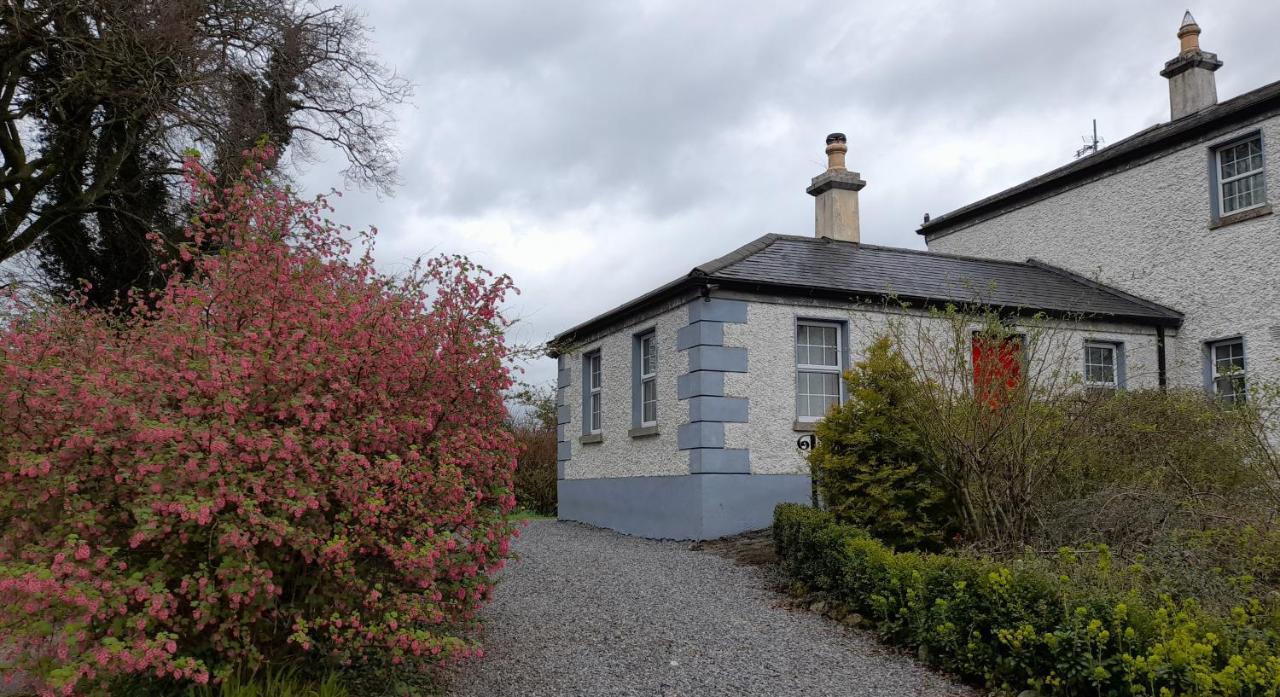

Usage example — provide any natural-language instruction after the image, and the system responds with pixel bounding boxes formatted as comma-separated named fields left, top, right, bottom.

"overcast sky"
left=297, top=0, right=1280, bottom=388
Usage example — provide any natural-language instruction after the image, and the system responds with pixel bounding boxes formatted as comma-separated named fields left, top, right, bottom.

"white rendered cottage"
left=546, top=132, right=1182, bottom=540
left=921, top=13, right=1280, bottom=402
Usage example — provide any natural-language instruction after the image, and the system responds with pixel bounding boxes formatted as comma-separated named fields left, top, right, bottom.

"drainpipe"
left=1156, top=326, right=1168, bottom=390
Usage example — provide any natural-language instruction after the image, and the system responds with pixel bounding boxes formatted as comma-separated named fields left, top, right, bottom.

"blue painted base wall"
left=557, top=473, right=811, bottom=540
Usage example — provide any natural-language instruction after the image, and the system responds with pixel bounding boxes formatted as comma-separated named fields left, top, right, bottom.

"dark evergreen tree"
left=34, top=140, right=180, bottom=307
left=809, top=336, right=958, bottom=551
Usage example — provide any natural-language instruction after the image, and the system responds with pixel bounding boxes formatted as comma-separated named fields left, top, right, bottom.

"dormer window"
left=1213, top=134, right=1267, bottom=219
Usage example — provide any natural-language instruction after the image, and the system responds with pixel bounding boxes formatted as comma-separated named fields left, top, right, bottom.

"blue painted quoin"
left=678, top=298, right=750, bottom=474
left=555, top=295, right=813, bottom=539
left=555, top=354, right=571, bottom=478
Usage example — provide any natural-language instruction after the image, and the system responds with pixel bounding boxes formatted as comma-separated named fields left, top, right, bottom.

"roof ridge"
left=692, top=233, right=782, bottom=276
left=919, top=76, right=1280, bottom=234
left=1023, top=258, right=1183, bottom=318
left=764, top=236, right=1059, bottom=271
left=854, top=242, right=1053, bottom=269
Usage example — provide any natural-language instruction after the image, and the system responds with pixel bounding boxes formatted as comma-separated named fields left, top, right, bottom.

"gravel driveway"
left=448, top=520, right=972, bottom=697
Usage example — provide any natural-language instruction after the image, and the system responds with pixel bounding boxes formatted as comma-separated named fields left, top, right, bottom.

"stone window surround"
left=1208, top=130, right=1271, bottom=229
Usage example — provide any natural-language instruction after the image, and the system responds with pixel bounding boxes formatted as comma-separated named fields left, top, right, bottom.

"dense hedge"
left=774, top=504, right=1280, bottom=696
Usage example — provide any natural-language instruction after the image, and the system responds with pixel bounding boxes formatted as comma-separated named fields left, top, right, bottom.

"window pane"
left=1084, top=344, right=1115, bottom=385
left=590, top=393, right=602, bottom=430
left=796, top=323, right=839, bottom=367
left=589, top=354, right=602, bottom=389
left=1220, top=137, right=1265, bottom=215
left=822, top=371, right=839, bottom=395
left=642, top=378, right=657, bottom=424
left=1215, top=341, right=1244, bottom=369
left=797, top=370, right=840, bottom=418
left=1211, top=340, right=1246, bottom=402
left=641, top=335, right=655, bottom=376
left=796, top=324, right=842, bottom=418
left=1215, top=376, right=1246, bottom=403
left=808, top=395, right=824, bottom=418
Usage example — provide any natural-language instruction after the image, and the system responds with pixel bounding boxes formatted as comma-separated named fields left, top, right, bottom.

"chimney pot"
left=1160, top=11, right=1221, bottom=120
left=825, top=132, right=848, bottom=171
left=1177, top=11, right=1201, bottom=53
left=807, top=133, right=865, bottom=243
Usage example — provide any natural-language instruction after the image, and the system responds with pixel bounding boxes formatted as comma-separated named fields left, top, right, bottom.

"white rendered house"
left=548, top=133, right=1181, bottom=540
left=545, top=14, right=1279, bottom=540
left=921, top=13, right=1280, bottom=402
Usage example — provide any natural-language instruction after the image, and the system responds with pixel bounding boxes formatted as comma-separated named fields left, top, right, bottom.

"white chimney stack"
left=806, top=133, right=865, bottom=243
left=1160, top=12, right=1222, bottom=120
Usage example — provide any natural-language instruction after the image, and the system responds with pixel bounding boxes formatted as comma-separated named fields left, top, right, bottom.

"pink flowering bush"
left=0, top=150, right=519, bottom=695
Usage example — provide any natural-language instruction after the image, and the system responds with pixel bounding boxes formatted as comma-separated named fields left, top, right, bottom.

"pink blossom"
left=0, top=146, right=517, bottom=694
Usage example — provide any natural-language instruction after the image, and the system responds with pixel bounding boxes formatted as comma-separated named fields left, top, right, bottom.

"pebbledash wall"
left=721, top=297, right=1165, bottom=476
left=557, top=292, right=1165, bottom=540
left=925, top=116, right=1280, bottom=394
left=556, top=296, right=810, bottom=540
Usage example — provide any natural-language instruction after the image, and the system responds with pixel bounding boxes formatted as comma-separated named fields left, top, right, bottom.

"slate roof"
left=549, top=235, right=1182, bottom=351
left=919, top=78, right=1280, bottom=236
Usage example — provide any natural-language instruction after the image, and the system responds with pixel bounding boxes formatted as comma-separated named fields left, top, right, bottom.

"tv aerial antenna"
left=1075, top=119, right=1104, bottom=158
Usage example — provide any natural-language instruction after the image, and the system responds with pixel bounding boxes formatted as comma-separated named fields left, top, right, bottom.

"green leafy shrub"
left=774, top=503, right=1280, bottom=696
left=1041, top=389, right=1269, bottom=545
left=808, top=337, right=955, bottom=551
left=512, top=423, right=557, bottom=516
left=509, top=384, right=558, bottom=516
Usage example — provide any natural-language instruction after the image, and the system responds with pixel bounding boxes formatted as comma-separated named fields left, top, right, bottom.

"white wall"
left=560, top=300, right=690, bottom=480
left=723, top=297, right=1163, bottom=477
left=558, top=293, right=1166, bottom=481
left=927, top=115, right=1280, bottom=394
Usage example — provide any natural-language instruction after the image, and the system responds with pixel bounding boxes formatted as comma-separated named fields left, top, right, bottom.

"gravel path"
left=448, top=520, right=972, bottom=697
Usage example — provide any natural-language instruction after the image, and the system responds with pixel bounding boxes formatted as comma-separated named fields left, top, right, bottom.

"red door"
left=972, top=335, right=1023, bottom=407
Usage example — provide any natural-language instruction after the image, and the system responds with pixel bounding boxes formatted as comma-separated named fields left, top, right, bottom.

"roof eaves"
left=546, top=274, right=698, bottom=355
left=917, top=78, right=1280, bottom=235
left=710, top=276, right=1180, bottom=327
left=1023, top=258, right=1184, bottom=325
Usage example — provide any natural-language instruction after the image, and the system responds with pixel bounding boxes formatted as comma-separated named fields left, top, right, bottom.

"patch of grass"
left=186, top=668, right=348, bottom=697
left=508, top=508, right=554, bottom=522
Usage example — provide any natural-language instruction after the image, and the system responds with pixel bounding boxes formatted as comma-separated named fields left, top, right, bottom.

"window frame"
left=636, top=330, right=657, bottom=428
left=1211, top=132, right=1268, bottom=219
left=1083, top=340, right=1124, bottom=391
left=585, top=350, right=603, bottom=434
left=795, top=320, right=844, bottom=423
left=1206, top=337, right=1247, bottom=404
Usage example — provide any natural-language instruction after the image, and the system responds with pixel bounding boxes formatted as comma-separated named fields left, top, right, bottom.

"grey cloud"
left=295, top=0, right=1280, bottom=387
